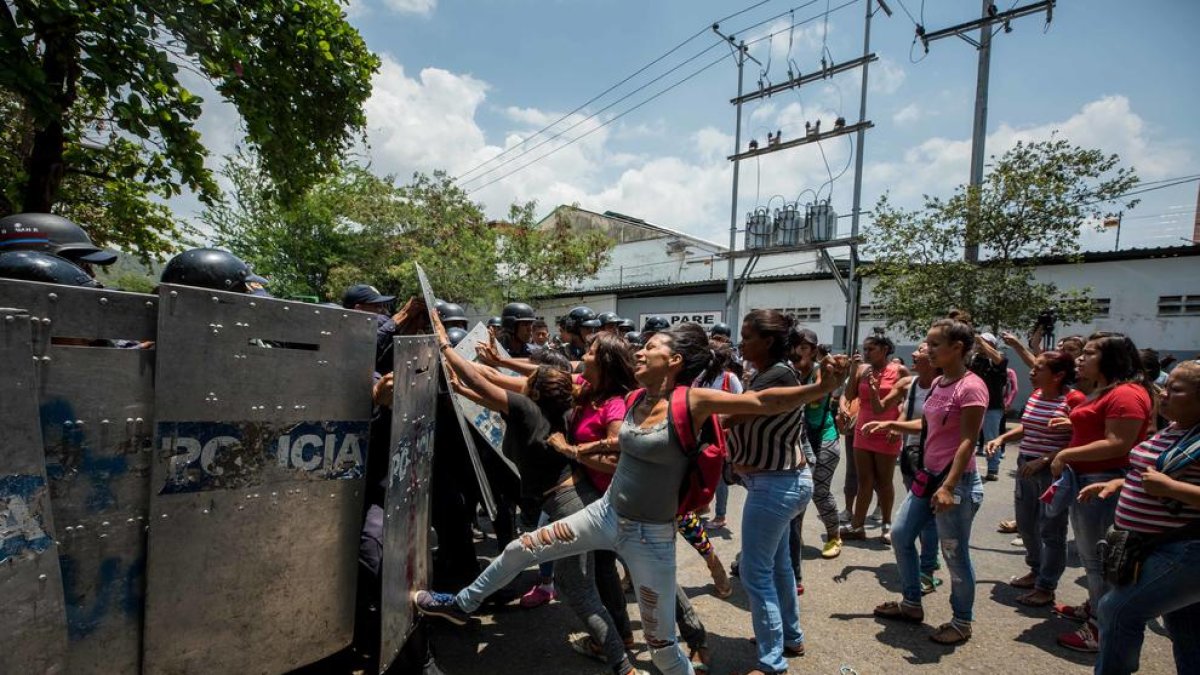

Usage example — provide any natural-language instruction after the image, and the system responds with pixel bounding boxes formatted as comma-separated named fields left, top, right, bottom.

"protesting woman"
left=1050, top=333, right=1153, bottom=653
left=554, top=332, right=712, bottom=672
left=864, top=316, right=988, bottom=645
left=843, top=335, right=909, bottom=543
left=726, top=310, right=838, bottom=673
left=416, top=322, right=847, bottom=675
left=986, top=351, right=1084, bottom=608
left=789, top=329, right=844, bottom=560
left=1083, top=360, right=1200, bottom=675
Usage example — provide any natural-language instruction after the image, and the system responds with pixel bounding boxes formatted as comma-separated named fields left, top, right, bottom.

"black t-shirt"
left=969, top=355, right=1009, bottom=410
left=502, top=391, right=572, bottom=499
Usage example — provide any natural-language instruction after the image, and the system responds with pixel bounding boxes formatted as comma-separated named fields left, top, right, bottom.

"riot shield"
left=378, top=336, right=438, bottom=672
left=453, top=322, right=516, bottom=475
left=144, top=285, right=374, bottom=674
left=0, top=279, right=157, bottom=675
left=412, top=262, right=496, bottom=518
left=0, top=307, right=68, bottom=675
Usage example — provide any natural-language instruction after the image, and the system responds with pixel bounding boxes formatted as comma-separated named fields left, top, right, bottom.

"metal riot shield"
left=0, top=279, right=158, bottom=675
left=412, top=262, right=496, bottom=518
left=144, top=286, right=375, bottom=674
left=378, top=336, right=438, bottom=672
left=0, top=308, right=68, bottom=674
left=453, top=322, right=517, bottom=475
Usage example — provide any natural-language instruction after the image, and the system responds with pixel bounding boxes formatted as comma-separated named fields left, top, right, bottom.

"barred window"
left=1158, top=295, right=1200, bottom=316
left=1092, top=298, right=1111, bottom=318
left=857, top=304, right=885, bottom=321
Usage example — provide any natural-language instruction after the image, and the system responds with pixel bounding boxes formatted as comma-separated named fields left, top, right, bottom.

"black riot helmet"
left=438, top=302, right=469, bottom=328
left=617, top=318, right=635, bottom=334
left=0, top=250, right=102, bottom=287
left=433, top=298, right=447, bottom=314
left=710, top=322, right=732, bottom=338
left=446, top=327, right=469, bottom=347
left=561, top=306, right=596, bottom=334
left=501, top=302, right=536, bottom=329
left=624, top=331, right=643, bottom=346
left=160, top=248, right=252, bottom=293
left=487, top=316, right=503, bottom=329
left=641, top=316, right=670, bottom=335
left=597, top=311, right=621, bottom=327
left=0, top=213, right=118, bottom=265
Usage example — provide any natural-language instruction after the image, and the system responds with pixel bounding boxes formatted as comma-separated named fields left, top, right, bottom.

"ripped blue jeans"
left=891, top=473, right=984, bottom=622
left=455, top=492, right=693, bottom=675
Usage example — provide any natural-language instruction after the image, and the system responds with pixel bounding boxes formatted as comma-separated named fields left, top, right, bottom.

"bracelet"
left=439, top=342, right=453, bottom=351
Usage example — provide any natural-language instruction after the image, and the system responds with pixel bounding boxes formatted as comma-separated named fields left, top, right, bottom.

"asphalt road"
left=427, top=454, right=1177, bottom=674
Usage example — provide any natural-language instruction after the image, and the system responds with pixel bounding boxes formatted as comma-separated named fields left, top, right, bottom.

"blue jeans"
left=714, top=480, right=729, bottom=519
left=456, top=493, right=693, bottom=675
left=1014, top=456, right=1069, bottom=591
left=1070, top=470, right=1124, bottom=612
left=902, top=474, right=940, bottom=575
left=740, top=469, right=813, bottom=673
left=983, top=409, right=1005, bottom=475
left=892, top=473, right=984, bottom=622
left=1095, top=539, right=1200, bottom=675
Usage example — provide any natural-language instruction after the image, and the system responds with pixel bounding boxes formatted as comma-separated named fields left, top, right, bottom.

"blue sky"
left=189, top=0, right=1200, bottom=251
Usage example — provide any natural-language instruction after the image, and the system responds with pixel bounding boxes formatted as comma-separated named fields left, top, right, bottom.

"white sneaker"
left=1011, top=536, right=1024, bottom=547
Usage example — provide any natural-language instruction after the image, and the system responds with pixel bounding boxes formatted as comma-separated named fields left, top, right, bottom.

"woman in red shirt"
left=842, top=335, right=909, bottom=543
left=1049, top=333, right=1153, bottom=653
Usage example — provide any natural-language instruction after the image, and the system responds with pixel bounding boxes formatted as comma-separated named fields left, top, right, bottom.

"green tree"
left=207, top=161, right=614, bottom=307
left=864, top=138, right=1140, bottom=337
left=1, top=0, right=378, bottom=252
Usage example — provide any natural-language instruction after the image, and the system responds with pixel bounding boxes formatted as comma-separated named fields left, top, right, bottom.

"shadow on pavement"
left=832, top=562, right=901, bottom=593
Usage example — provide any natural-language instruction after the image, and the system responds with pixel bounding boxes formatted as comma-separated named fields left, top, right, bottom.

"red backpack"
left=625, top=386, right=728, bottom=515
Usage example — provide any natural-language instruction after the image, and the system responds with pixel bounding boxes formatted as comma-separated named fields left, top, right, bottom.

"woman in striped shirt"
left=987, top=351, right=1085, bottom=607
left=1078, top=361, right=1200, bottom=675
left=725, top=310, right=822, bottom=674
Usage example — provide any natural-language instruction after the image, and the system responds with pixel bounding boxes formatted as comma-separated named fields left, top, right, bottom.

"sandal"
left=568, top=634, right=605, bottom=662
left=929, top=622, right=972, bottom=645
left=1016, top=589, right=1055, bottom=608
left=1009, top=572, right=1037, bottom=589
left=873, top=600, right=924, bottom=624
left=747, top=638, right=804, bottom=657
left=688, top=646, right=711, bottom=672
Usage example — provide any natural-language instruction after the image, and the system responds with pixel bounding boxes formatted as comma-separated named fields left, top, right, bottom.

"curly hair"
left=525, top=365, right=575, bottom=429
left=582, top=332, right=637, bottom=404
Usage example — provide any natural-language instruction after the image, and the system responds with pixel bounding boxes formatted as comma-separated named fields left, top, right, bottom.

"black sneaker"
left=984, top=472, right=999, bottom=482
left=414, top=590, right=472, bottom=626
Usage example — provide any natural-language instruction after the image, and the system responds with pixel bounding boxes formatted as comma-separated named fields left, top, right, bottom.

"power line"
left=453, top=0, right=772, bottom=183
left=467, top=51, right=731, bottom=194
left=464, top=0, right=859, bottom=192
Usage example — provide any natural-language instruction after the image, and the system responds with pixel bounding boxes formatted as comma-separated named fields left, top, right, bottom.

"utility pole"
left=714, top=24, right=758, bottom=327
left=919, top=1, right=1055, bottom=262
left=846, top=0, right=889, bottom=353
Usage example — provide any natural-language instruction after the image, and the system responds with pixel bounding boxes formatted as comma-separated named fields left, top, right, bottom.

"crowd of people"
left=1, top=216, right=1197, bottom=675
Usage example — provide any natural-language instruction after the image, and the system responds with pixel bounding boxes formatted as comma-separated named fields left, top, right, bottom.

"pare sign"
left=638, top=311, right=723, bottom=327
left=157, top=421, right=368, bottom=494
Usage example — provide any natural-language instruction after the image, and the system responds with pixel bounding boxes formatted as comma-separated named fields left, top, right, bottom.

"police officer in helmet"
left=641, top=315, right=670, bottom=340
left=0, top=249, right=101, bottom=288
left=161, top=248, right=254, bottom=293
left=558, top=306, right=596, bottom=360
left=499, top=301, right=537, bottom=357
left=596, top=311, right=622, bottom=335
left=438, top=302, right=469, bottom=330
left=0, top=213, right=118, bottom=274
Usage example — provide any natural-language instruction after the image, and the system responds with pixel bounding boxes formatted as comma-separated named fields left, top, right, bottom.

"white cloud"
left=867, top=95, right=1192, bottom=207
left=892, top=103, right=921, bottom=125
left=869, top=58, right=906, bottom=95
left=380, top=0, right=436, bottom=16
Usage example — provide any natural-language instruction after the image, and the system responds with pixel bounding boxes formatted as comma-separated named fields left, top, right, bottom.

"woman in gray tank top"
left=416, top=323, right=848, bottom=675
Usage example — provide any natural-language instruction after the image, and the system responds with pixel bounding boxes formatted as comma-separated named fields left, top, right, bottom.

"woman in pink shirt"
left=863, top=316, right=988, bottom=646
